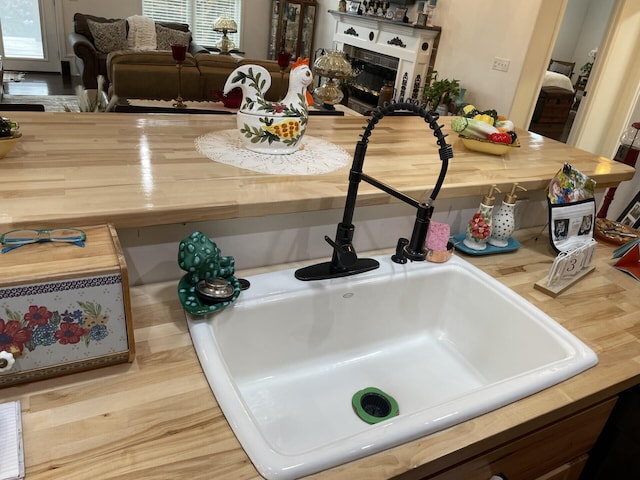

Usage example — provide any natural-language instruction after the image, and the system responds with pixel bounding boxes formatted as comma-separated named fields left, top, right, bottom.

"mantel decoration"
left=362, top=1, right=390, bottom=16
left=222, top=58, right=314, bottom=154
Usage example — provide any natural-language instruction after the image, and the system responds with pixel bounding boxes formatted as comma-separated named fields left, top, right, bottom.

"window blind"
left=142, top=0, right=241, bottom=48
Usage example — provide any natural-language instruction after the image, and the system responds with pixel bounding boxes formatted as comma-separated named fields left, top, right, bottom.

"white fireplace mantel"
left=329, top=10, right=441, bottom=104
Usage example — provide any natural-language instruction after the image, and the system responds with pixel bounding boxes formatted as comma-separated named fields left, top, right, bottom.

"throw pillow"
left=156, top=24, right=191, bottom=50
left=87, top=19, right=128, bottom=53
left=549, top=61, right=573, bottom=77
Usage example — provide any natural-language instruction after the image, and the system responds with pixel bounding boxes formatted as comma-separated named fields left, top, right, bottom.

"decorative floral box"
left=0, top=224, right=134, bottom=387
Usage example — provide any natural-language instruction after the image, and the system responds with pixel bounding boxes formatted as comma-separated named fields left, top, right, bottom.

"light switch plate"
left=492, top=57, right=510, bottom=72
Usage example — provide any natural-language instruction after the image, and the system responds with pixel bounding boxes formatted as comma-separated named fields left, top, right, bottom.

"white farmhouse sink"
left=186, top=254, right=597, bottom=480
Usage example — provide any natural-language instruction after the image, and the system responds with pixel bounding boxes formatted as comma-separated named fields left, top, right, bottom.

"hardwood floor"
left=2, top=72, right=81, bottom=96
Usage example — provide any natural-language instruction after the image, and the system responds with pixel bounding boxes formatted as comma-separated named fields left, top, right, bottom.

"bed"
left=529, top=68, right=576, bottom=141
left=542, top=70, right=575, bottom=92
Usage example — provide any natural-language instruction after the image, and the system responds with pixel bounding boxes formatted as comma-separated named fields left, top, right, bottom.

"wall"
left=552, top=0, right=589, bottom=63
left=569, top=0, right=640, bottom=156
left=572, top=0, right=615, bottom=77
left=551, top=0, right=615, bottom=82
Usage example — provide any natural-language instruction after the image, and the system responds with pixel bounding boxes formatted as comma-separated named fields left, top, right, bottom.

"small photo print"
left=554, top=219, right=570, bottom=240
left=578, top=214, right=593, bottom=235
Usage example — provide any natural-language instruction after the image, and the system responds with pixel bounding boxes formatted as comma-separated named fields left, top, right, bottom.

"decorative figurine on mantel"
left=223, top=58, right=314, bottom=155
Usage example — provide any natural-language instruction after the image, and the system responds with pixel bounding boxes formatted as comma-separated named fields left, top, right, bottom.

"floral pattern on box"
left=0, top=274, right=129, bottom=373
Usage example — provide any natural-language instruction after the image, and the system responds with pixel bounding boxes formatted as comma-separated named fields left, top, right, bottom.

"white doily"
left=194, top=129, right=351, bottom=175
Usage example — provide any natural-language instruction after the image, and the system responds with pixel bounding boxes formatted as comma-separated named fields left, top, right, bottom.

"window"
left=142, top=0, right=241, bottom=48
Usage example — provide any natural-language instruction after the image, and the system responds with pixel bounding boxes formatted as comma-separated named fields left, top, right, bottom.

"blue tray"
left=452, top=233, right=521, bottom=255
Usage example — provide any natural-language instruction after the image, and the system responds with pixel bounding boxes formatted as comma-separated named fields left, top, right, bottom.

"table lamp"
left=213, top=17, right=238, bottom=55
left=312, top=50, right=355, bottom=109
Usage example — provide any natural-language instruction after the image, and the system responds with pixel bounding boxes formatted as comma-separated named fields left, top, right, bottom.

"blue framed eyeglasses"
left=1, top=228, right=86, bottom=253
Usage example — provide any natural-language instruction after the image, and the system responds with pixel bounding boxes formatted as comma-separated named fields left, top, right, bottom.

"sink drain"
left=352, top=387, right=399, bottom=424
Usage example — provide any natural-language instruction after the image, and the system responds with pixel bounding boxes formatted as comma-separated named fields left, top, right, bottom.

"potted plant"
left=579, top=61, right=593, bottom=89
left=421, top=71, right=460, bottom=114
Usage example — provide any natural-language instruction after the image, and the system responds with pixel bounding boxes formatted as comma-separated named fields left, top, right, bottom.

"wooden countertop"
left=0, top=112, right=634, bottom=230
left=5, top=231, right=640, bottom=479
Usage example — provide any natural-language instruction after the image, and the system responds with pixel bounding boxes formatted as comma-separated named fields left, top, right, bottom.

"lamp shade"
left=213, top=17, right=238, bottom=33
left=312, top=50, right=353, bottom=79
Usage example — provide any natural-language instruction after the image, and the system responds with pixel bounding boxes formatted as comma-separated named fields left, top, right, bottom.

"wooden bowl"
left=459, top=134, right=520, bottom=155
left=594, top=218, right=640, bottom=245
left=0, top=133, right=22, bottom=159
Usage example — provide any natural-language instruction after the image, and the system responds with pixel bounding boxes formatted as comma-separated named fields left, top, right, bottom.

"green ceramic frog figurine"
left=177, top=231, right=241, bottom=315
left=178, top=231, right=235, bottom=284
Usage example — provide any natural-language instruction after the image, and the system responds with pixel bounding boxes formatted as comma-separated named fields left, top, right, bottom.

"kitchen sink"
left=186, top=254, right=597, bottom=479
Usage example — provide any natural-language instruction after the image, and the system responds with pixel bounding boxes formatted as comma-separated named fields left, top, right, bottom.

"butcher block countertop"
left=0, top=112, right=634, bottom=230
left=1, top=112, right=638, bottom=478
left=4, top=229, right=640, bottom=480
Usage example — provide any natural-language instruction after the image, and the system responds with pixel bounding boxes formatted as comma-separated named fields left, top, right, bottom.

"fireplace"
left=329, top=10, right=441, bottom=114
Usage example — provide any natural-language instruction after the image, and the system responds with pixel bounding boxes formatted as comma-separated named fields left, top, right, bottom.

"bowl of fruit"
left=459, top=134, right=520, bottom=155
left=451, top=106, right=520, bottom=155
left=0, top=117, right=21, bottom=159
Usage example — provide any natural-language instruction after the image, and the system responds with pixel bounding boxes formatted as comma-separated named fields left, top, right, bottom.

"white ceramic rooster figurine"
left=223, top=58, right=314, bottom=155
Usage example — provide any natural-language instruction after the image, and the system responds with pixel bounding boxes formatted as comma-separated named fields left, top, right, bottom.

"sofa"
left=108, top=50, right=289, bottom=102
left=69, top=13, right=207, bottom=91
left=69, top=12, right=289, bottom=102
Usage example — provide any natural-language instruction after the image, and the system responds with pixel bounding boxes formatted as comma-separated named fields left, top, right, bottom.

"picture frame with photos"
left=617, top=190, right=640, bottom=229
left=416, top=12, right=427, bottom=26
left=394, top=7, right=407, bottom=21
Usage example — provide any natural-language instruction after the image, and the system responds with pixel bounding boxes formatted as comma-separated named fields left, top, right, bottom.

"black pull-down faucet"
left=295, top=101, right=453, bottom=281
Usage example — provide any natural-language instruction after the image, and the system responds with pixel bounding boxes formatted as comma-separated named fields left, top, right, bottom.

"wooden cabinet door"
left=537, top=454, right=588, bottom=480
left=423, top=398, right=615, bottom=480
left=269, top=0, right=317, bottom=60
